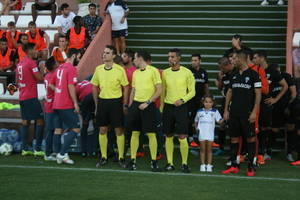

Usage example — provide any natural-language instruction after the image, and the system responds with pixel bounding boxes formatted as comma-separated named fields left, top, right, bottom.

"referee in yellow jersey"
left=126, top=50, right=162, bottom=171
left=162, top=48, right=196, bottom=173
left=91, top=45, right=129, bottom=168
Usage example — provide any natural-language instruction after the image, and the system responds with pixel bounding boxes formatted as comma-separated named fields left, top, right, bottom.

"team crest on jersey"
left=202, top=73, right=205, bottom=78
left=233, top=76, right=236, bottom=79
left=210, top=113, right=214, bottom=118
left=245, top=77, right=250, bottom=83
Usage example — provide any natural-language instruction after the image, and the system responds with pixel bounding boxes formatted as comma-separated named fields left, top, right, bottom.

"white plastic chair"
left=0, top=15, right=15, bottom=28
left=16, top=15, right=33, bottom=28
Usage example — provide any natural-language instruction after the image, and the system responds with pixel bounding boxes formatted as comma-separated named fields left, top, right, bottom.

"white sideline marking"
left=130, top=25, right=285, bottom=28
left=129, top=32, right=286, bottom=36
left=129, top=17, right=287, bottom=21
left=0, top=164, right=299, bottom=183
left=132, top=11, right=287, bottom=14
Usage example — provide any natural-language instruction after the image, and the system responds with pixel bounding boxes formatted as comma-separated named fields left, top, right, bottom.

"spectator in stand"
left=0, top=29, right=6, bottom=39
left=0, top=37, right=14, bottom=72
left=83, top=3, right=102, bottom=39
left=14, top=33, right=28, bottom=64
left=54, top=3, right=76, bottom=45
left=293, top=47, right=300, bottom=73
left=261, top=0, right=284, bottom=6
left=105, top=0, right=130, bottom=55
left=32, top=0, right=57, bottom=24
left=66, top=16, right=90, bottom=52
left=26, top=21, right=50, bottom=60
left=4, top=21, right=22, bottom=49
left=0, top=0, right=22, bottom=15
left=51, top=35, right=68, bottom=64
left=223, top=34, right=252, bottom=58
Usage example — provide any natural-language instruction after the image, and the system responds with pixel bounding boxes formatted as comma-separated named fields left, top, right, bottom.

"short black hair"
left=243, top=49, right=254, bottom=60
left=233, top=34, right=242, bottom=41
left=268, top=63, right=280, bottom=71
left=89, top=3, right=97, bottom=8
left=23, top=43, right=36, bottom=52
left=124, top=49, right=135, bottom=61
left=0, top=37, right=8, bottom=43
left=28, top=21, right=36, bottom=27
left=106, top=45, right=117, bottom=55
left=136, top=50, right=151, bottom=62
left=45, top=56, right=56, bottom=72
left=7, top=21, right=15, bottom=27
left=254, top=50, right=267, bottom=59
left=218, top=57, right=230, bottom=66
left=114, top=55, right=123, bottom=65
left=60, top=3, right=69, bottom=11
left=73, top=16, right=82, bottom=24
left=169, top=48, right=181, bottom=57
left=191, top=53, right=201, bottom=60
left=58, top=34, right=67, bottom=40
left=18, top=33, right=28, bottom=43
left=67, top=48, right=80, bottom=58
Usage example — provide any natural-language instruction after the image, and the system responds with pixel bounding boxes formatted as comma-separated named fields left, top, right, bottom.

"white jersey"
left=106, top=2, right=129, bottom=31
left=194, top=108, right=222, bottom=141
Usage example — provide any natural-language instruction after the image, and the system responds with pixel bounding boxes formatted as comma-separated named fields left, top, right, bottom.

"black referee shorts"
left=229, top=116, right=256, bottom=138
left=163, top=103, right=189, bottom=135
left=96, top=98, right=123, bottom=128
left=127, top=101, right=157, bottom=133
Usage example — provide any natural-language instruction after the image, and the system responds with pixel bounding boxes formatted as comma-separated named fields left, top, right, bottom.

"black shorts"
left=229, top=116, right=256, bottom=138
left=20, top=98, right=44, bottom=120
left=112, top=29, right=128, bottom=38
left=272, top=103, right=286, bottom=128
left=96, top=98, right=123, bottom=128
left=127, top=101, right=157, bottom=133
left=163, top=103, right=189, bottom=135
left=80, top=94, right=95, bottom=122
left=259, top=102, right=273, bottom=128
left=34, top=3, right=54, bottom=10
left=54, top=109, right=80, bottom=130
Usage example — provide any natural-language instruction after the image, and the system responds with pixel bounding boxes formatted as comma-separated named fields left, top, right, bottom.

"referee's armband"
left=254, top=82, right=262, bottom=88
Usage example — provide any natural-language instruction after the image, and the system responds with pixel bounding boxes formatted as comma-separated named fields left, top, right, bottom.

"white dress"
left=194, top=108, right=222, bottom=141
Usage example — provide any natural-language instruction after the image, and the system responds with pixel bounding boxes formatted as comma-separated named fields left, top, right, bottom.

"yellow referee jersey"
left=132, top=65, right=162, bottom=102
left=162, top=66, right=195, bottom=104
left=91, top=63, right=129, bottom=99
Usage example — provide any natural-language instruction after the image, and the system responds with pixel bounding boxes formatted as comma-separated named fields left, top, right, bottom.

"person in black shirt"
left=268, top=64, right=297, bottom=161
left=253, top=50, right=288, bottom=160
left=188, top=53, right=208, bottom=146
left=214, top=57, right=235, bottom=154
left=223, top=34, right=252, bottom=58
left=222, top=51, right=261, bottom=176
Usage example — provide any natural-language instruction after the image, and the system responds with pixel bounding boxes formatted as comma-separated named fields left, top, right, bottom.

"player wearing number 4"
left=194, top=95, right=223, bottom=172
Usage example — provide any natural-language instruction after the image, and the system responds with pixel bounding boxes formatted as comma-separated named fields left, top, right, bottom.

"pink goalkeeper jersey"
left=52, top=63, right=78, bottom=110
left=44, top=71, right=55, bottom=113
left=124, top=66, right=137, bottom=88
left=76, top=80, right=93, bottom=102
left=16, top=57, right=40, bottom=101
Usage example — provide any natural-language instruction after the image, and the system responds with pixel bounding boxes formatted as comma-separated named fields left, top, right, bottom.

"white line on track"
left=0, top=164, right=299, bottom=183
